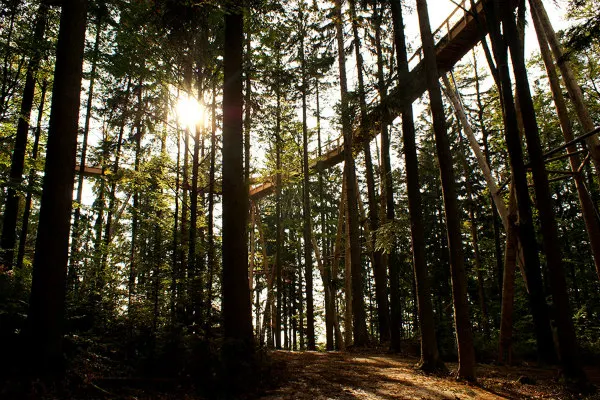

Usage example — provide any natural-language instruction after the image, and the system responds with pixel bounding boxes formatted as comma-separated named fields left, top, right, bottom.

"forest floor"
left=260, top=350, right=600, bottom=400
left=6, top=348, right=600, bottom=399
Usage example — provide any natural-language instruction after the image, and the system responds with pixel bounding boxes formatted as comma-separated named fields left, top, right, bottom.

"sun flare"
left=175, top=95, right=204, bottom=131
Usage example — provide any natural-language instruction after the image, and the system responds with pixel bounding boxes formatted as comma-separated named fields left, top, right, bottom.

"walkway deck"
left=79, top=0, right=508, bottom=201
left=249, top=0, right=506, bottom=200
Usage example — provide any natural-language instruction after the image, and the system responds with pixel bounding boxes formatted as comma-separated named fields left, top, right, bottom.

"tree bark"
left=244, top=12, right=252, bottom=188
left=128, top=85, right=143, bottom=318
left=344, top=186, right=353, bottom=346
left=498, top=184, right=518, bottom=364
left=332, top=174, right=347, bottom=350
left=333, top=0, right=368, bottom=347
left=222, top=7, right=254, bottom=352
left=504, top=4, right=585, bottom=381
left=69, top=11, right=103, bottom=280
left=255, top=203, right=273, bottom=347
left=458, top=133, right=490, bottom=337
left=484, top=0, right=556, bottom=365
left=350, top=0, right=390, bottom=344
left=299, top=5, right=315, bottom=349
left=274, top=44, right=283, bottom=349
left=26, top=0, right=88, bottom=375
left=206, top=81, right=218, bottom=332
left=0, top=0, right=18, bottom=119
left=189, top=61, right=204, bottom=327
left=441, top=75, right=529, bottom=290
left=389, top=0, right=442, bottom=368
left=416, top=0, right=475, bottom=380
left=473, top=55, right=505, bottom=296
left=531, top=4, right=600, bottom=282
left=171, top=124, right=181, bottom=322
left=316, top=80, right=335, bottom=351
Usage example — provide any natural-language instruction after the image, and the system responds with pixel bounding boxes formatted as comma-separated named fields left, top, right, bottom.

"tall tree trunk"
left=350, top=0, right=390, bottom=343
left=503, top=4, right=585, bottom=381
left=180, top=64, right=192, bottom=322
left=344, top=189, right=353, bottom=346
left=206, top=81, right=218, bottom=332
left=316, top=80, right=334, bottom=351
left=458, top=134, right=490, bottom=337
left=15, top=79, right=47, bottom=273
left=222, top=7, right=254, bottom=354
left=416, top=0, right=475, bottom=380
left=498, top=184, right=518, bottom=364
left=532, top=5, right=600, bottom=282
left=256, top=203, right=273, bottom=347
left=128, top=85, right=143, bottom=317
left=26, top=0, right=88, bottom=375
left=298, top=6, right=315, bottom=350
left=441, top=75, right=529, bottom=289
left=332, top=174, right=347, bottom=350
left=389, top=0, right=442, bottom=369
left=69, top=11, right=103, bottom=279
left=275, top=46, right=283, bottom=349
left=484, top=0, right=556, bottom=365
left=102, top=78, right=132, bottom=286
left=189, top=63, right=204, bottom=327
left=0, top=0, right=18, bottom=118
left=243, top=18, right=253, bottom=331
left=333, top=0, right=368, bottom=347
left=171, top=125, right=181, bottom=321
left=91, top=145, right=106, bottom=279
left=249, top=206, right=256, bottom=309
left=1, top=2, right=48, bottom=269
left=298, top=232, right=305, bottom=350
left=529, top=0, right=600, bottom=179
left=473, top=55, right=505, bottom=296
left=244, top=12, right=252, bottom=188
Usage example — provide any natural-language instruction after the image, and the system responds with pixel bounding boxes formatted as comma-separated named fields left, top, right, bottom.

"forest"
left=1, top=0, right=600, bottom=398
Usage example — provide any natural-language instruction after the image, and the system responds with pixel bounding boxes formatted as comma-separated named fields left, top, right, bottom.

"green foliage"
left=564, top=0, right=600, bottom=54
left=2, top=0, right=600, bottom=392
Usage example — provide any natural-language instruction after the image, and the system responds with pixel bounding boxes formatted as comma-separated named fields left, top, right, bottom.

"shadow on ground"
left=260, top=351, right=600, bottom=400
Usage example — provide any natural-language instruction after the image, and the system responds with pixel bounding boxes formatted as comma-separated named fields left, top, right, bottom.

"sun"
left=176, top=94, right=204, bottom=131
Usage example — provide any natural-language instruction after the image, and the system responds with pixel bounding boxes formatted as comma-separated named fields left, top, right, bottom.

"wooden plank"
left=76, top=165, right=103, bottom=177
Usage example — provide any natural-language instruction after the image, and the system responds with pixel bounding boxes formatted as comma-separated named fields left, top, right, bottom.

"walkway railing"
left=408, top=0, right=472, bottom=67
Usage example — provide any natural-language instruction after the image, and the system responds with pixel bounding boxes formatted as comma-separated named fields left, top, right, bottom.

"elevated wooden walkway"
left=80, top=0, right=507, bottom=201
left=249, top=0, right=507, bottom=200
left=249, top=137, right=344, bottom=200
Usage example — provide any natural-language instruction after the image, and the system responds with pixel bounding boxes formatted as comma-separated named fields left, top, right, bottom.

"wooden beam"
left=75, top=165, right=103, bottom=177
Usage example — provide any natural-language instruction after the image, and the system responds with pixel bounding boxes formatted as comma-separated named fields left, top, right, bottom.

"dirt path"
left=260, top=351, right=600, bottom=399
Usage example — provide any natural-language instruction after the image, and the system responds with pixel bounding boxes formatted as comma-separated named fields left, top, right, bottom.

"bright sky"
left=80, top=0, right=573, bottom=207
left=416, top=0, right=568, bottom=54
left=424, top=0, right=567, bottom=53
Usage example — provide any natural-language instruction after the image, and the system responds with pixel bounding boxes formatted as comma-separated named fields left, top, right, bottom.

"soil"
left=7, top=349, right=599, bottom=399
left=260, top=350, right=600, bottom=400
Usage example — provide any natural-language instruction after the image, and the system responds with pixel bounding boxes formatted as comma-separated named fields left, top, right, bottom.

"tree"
left=26, top=0, right=88, bottom=375
left=0, top=1, right=48, bottom=270
left=333, top=0, right=368, bottom=347
left=388, top=0, right=443, bottom=367
left=416, top=0, right=475, bottom=380
left=484, top=0, right=556, bottom=365
left=503, top=3, right=586, bottom=382
left=69, top=5, right=105, bottom=283
left=222, top=2, right=254, bottom=355
left=298, top=0, right=315, bottom=350
left=349, top=0, right=390, bottom=344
